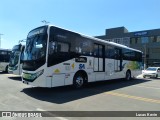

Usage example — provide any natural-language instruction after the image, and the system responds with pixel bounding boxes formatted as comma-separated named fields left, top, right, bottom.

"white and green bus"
left=8, top=44, right=25, bottom=75
left=22, top=25, right=142, bottom=88
left=0, top=49, right=11, bottom=72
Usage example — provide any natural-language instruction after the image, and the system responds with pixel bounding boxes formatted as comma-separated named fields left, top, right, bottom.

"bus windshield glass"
left=23, top=26, right=47, bottom=61
left=9, top=45, right=21, bottom=67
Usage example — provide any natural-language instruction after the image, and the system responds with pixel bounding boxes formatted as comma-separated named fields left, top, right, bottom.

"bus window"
left=49, top=41, right=56, bottom=55
left=94, top=44, right=99, bottom=57
left=74, top=37, right=93, bottom=56
left=48, top=41, right=70, bottom=67
left=105, top=45, right=115, bottom=59
left=57, top=42, right=69, bottom=52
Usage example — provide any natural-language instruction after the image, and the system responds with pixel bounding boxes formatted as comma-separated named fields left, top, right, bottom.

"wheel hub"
left=76, top=76, right=83, bottom=87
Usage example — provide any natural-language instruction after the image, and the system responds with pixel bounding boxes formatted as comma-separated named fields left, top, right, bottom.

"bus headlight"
left=23, top=69, right=44, bottom=82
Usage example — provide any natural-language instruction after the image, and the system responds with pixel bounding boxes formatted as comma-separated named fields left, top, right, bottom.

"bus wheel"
left=155, top=74, right=158, bottom=78
left=73, top=73, right=85, bottom=88
left=126, top=70, right=131, bottom=80
left=5, top=65, right=8, bottom=73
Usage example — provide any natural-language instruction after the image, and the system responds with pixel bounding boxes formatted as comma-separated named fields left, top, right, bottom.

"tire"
left=5, top=65, right=8, bottom=73
left=126, top=71, right=131, bottom=80
left=155, top=74, right=158, bottom=78
left=73, top=73, right=85, bottom=88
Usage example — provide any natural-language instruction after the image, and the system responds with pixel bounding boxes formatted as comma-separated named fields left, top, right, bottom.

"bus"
left=0, top=49, right=11, bottom=72
left=22, top=25, right=142, bottom=88
left=8, top=44, right=25, bottom=75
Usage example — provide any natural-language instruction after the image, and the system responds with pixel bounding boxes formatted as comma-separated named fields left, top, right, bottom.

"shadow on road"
left=0, top=71, right=8, bottom=74
left=8, top=76, right=21, bottom=81
left=21, top=79, right=151, bottom=104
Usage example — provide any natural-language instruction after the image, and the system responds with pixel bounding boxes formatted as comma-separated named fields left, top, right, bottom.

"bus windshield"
left=9, top=50, right=20, bottom=67
left=23, top=27, right=47, bottom=61
left=9, top=45, right=21, bottom=67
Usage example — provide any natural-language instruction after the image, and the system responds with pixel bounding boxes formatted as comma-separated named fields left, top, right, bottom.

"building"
left=96, top=27, right=160, bottom=68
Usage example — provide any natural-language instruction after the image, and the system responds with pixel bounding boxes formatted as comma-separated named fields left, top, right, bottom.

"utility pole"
left=0, top=33, right=4, bottom=48
left=41, top=20, right=50, bottom=25
left=143, top=44, right=147, bottom=69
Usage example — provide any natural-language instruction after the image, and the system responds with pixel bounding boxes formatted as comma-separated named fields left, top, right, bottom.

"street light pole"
left=143, top=44, right=147, bottom=69
left=0, top=33, right=4, bottom=48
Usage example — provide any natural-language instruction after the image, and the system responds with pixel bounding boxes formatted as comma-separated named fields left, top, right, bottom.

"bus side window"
left=105, top=45, right=115, bottom=59
left=115, top=48, right=121, bottom=60
left=57, top=44, right=61, bottom=52
left=49, top=41, right=56, bottom=54
left=57, top=42, right=69, bottom=52
left=94, top=44, right=99, bottom=57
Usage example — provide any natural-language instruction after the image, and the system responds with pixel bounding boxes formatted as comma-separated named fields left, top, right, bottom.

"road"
left=0, top=72, right=160, bottom=120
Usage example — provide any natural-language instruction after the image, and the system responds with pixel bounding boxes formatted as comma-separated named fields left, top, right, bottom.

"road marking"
left=3, top=74, right=20, bottom=77
left=135, top=85, right=160, bottom=90
left=36, top=108, right=68, bottom=120
left=105, top=92, right=160, bottom=104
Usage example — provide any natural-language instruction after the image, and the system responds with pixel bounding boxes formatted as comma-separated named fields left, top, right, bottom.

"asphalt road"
left=0, top=72, right=160, bottom=120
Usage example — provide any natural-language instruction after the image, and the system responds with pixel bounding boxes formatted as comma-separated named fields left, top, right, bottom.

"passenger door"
left=93, top=44, right=105, bottom=81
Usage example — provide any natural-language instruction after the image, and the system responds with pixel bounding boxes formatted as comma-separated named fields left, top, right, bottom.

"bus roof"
left=46, top=25, right=142, bottom=53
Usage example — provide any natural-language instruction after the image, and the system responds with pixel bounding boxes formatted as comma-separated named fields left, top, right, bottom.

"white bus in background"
left=22, top=25, right=142, bottom=88
left=0, top=49, right=11, bottom=72
left=8, top=44, right=25, bottom=75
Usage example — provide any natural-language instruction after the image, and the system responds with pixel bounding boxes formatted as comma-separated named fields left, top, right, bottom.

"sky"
left=0, top=0, right=160, bottom=49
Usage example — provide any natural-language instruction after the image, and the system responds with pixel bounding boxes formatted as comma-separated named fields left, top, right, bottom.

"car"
left=142, top=67, right=160, bottom=78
